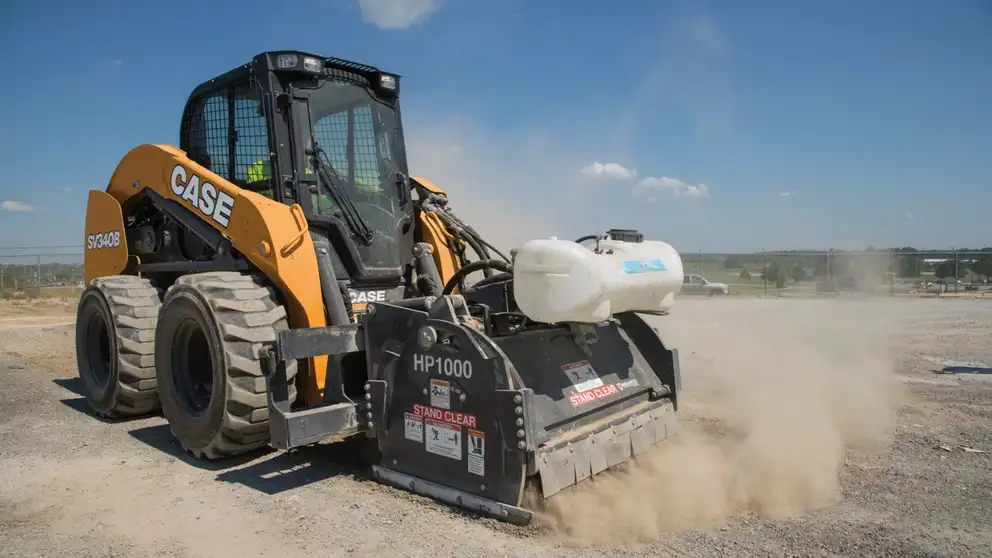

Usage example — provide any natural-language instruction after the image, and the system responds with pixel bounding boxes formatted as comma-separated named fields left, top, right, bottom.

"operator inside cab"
left=245, top=146, right=383, bottom=209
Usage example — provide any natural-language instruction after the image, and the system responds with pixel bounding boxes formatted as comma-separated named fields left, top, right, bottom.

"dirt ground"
left=1, top=296, right=990, bottom=557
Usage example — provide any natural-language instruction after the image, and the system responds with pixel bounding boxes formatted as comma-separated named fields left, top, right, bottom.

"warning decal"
left=467, top=429, right=485, bottom=476
left=411, top=404, right=478, bottom=428
left=562, top=360, right=604, bottom=393
left=404, top=412, right=423, bottom=443
left=425, top=418, right=461, bottom=460
left=430, top=378, right=451, bottom=410
left=568, top=383, right=619, bottom=407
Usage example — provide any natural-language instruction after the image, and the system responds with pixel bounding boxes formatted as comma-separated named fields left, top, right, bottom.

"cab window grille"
left=313, top=104, right=380, bottom=187
left=181, top=94, right=229, bottom=179
left=179, top=82, right=272, bottom=190
left=232, top=84, right=271, bottom=187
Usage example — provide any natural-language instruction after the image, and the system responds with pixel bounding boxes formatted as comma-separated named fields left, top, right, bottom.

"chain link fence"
left=680, top=249, right=992, bottom=297
left=2, top=245, right=990, bottom=301
left=0, top=246, right=84, bottom=300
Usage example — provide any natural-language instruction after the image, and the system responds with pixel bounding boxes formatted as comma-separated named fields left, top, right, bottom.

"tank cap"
left=606, top=229, right=643, bottom=243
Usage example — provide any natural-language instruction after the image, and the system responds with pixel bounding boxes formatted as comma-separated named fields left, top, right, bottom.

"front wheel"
left=154, top=272, right=297, bottom=460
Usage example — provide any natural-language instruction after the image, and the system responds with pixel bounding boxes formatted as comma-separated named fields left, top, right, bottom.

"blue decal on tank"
left=621, top=259, right=667, bottom=274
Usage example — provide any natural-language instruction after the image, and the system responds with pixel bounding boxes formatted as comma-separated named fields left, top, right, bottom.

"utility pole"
left=762, top=249, right=767, bottom=296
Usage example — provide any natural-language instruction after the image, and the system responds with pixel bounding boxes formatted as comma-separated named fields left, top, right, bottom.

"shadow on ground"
left=53, top=377, right=84, bottom=396
left=53, top=376, right=375, bottom=495
left=937, top=366, right=992, bottom=375
left=53, top=377, right=158, bottom=423
left=127, top=423, right=375, bottom=495
left=214, top=437, right=375, bottom=494
left=127, top=424, right=266, bottom=471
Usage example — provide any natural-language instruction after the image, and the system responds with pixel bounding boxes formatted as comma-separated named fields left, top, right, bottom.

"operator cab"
left=178, top=51, right=415, bottom=292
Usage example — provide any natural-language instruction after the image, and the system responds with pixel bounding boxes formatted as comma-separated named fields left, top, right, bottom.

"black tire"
left=154, top=271, right=298, bottom=460
left=74, top=275, right=163, bottom=418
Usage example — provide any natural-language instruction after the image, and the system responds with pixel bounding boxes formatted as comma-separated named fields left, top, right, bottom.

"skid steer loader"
left=75, top=50, right=684, bottom=524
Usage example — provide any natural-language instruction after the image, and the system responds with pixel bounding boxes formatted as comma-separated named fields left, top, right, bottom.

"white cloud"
left=580, top=162, right=637, bottom=180
left=634, top=176, right=710, bottom=200
left=779, top=190, right=797, bottom=197
left=60, top=187, right=71, bottom=193
left=905, top=212, right=916, bottom=219
left=358, top=0, right=440, bottom=29
left=109, top=59, right=122, bottom=67
left=1, top=200, right=36, bottom=212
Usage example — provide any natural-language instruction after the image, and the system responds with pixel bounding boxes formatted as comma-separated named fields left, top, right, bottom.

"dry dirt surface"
left=1, top=296, right=991, bottom=557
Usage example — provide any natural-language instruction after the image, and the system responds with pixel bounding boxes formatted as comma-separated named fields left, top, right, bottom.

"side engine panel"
left=85, top=143, right=331, bottom=403
left=83, top=190, right=131, bottom=283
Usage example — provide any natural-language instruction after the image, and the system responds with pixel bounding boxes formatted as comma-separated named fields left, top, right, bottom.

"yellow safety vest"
left=247, top=158, right=380, bottom=203
left=248, top=159, right=271, bottom=183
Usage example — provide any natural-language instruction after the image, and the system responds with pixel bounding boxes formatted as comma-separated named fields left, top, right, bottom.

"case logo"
left=171, top=164, right=236, bottom=228
left=349, top=289, right=387, bottom=304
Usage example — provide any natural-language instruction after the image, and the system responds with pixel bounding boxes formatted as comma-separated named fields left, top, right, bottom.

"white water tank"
left=511, top=236, right=684, bottom=324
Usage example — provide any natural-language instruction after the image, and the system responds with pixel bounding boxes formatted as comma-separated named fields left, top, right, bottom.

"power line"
left=0, top=245, right=80, bottom=251
left=0, top=253, right=84, bottom=258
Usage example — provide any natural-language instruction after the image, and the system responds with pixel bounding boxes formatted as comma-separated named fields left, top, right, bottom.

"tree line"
left=0, top=262, right=82, bottom=289
left=721, top=247, right=992, bottom=287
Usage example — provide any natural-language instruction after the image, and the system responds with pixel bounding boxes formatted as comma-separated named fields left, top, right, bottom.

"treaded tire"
left=155, top=271, right=298, bottom=460
left=75, top=275, right=163, bottom=418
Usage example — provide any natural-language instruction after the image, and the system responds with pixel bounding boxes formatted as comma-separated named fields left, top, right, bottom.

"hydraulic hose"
left=442, top=259, right=513, bottom=296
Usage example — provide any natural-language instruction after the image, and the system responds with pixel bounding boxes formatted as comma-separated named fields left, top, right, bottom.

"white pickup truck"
left=682, top=274, right=730, bottom=295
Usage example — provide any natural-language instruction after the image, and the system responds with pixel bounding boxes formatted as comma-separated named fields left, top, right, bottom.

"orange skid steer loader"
left=75, top=50, right=685, bottom=524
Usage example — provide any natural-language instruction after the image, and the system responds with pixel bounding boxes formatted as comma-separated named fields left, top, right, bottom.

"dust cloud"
left=532, top=298, right=903, bottom=546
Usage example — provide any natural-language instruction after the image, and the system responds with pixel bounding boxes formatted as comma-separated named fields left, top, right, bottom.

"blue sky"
left=0, top=0, right=989, bottom=254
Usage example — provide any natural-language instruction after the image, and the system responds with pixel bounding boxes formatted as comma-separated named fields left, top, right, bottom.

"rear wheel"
left=74, top=275, right=162, bottom=418
left=155, top=272, right=298, bottom=459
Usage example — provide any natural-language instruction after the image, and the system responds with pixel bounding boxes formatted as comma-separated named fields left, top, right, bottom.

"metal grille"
left=314, top=112, right=349, bottom=176
left=233, top=85, right=271, bottom=185
left=313, top=105, right=381, bottom=189
left=324, top=61, right=373, bottom=89
left=179, top=83, right=271, bottom=188
left=182, top=94, right=229, bottom=179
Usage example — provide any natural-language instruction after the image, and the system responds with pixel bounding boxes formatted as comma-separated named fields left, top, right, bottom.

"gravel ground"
left=1, top=296, right=990, bottom=557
